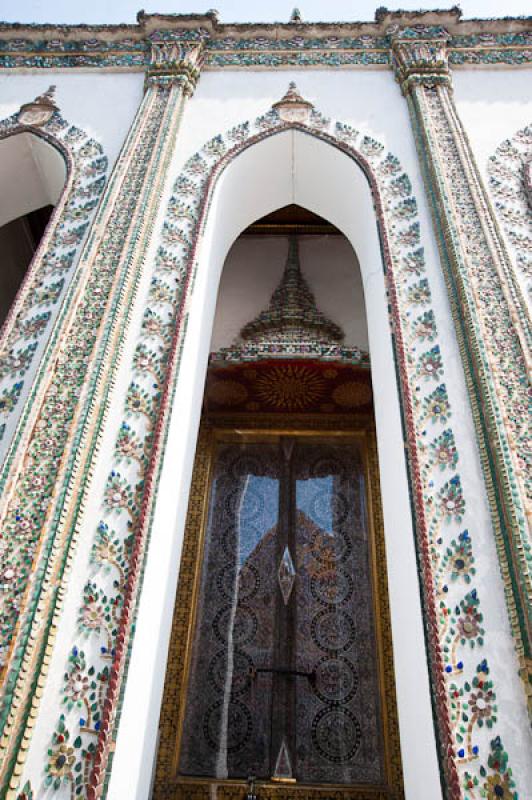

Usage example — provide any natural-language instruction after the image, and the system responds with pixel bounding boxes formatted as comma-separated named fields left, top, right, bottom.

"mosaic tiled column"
left=0, top=31, right=207, bottom=794
left=391, top=26, right=531, bottom=711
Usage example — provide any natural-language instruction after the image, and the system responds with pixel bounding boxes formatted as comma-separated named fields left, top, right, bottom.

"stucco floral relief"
left=0, top=96, right=108, bottom=462
left=28, top=94, right=519, bottom=799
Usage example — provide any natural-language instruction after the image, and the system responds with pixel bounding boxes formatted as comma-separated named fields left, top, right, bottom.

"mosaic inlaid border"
left=33, top=101, right=520, bottom=799
left=404, top=82, right=531, bottom=710
left=0, top=22, right=531, bottom=69
left=0, top=80, right=192, bottom=795
left=487, top=123, right=532, bottom=302
left=0, top=107, right=107, bottom=462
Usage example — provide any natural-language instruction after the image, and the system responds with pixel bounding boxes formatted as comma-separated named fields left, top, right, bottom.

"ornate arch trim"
left=0, top=95, right=108, bottom=464
left=16, top=100, right=519, bottom=797
left=487, top=123, right=532, bottom=303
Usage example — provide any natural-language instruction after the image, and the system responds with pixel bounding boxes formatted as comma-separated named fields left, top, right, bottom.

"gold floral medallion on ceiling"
left=255, top=363, right=325, bottom=410
left=205, top=360, right=372, bottom=415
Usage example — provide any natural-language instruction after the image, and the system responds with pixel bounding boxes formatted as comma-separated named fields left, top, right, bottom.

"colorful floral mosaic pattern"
left=487, top=124, right=532, bottom=508
left=0, top=79, right=191, bottom=795
left=0, top=23, right=531, bottom=69
left=0, top=105, right=107, bottom=460
left=37, top=92, right=519, bottom=798
left=405, top=81, right=531, bottom=701
left=488, top=124, right=532, bottom=301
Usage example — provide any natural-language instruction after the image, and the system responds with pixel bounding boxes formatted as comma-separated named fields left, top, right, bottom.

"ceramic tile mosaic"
left=488, top=125, right=532, bottom=302
left=35, top=85, right=521, bottom=799
left=0, top=53, right=204, bottom=792
left=0, top=19, right=531, bottom=70
left=393, top=29, right=531, bottom=714
left=0, top=14, right=528, bottom=797
left=211, top=234, right=369, bottom=366
left=0, top=90, right=108, bottom=462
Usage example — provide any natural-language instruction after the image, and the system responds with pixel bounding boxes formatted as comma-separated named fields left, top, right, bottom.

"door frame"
left=153, top=412, right=404, bottom=800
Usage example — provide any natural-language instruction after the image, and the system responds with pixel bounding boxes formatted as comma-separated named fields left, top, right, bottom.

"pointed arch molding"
left=0, top=102, right=108, bottom=460
left=45, top=111, right=521, bottom=797
left=4, top=106, right=520, bottom=797
left=487, top=123, right=532, bottom=302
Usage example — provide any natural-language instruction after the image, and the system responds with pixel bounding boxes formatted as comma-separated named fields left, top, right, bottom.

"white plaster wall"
left=17, top=68, right=532, bottom=800
left=0, top=133, right=66, bottom=226
left=29, top=130, right=66, bottom=202
left=0, top=72, right=144, bottom=170
left=453, top=69, right=532, bottom=173
left=211, top=234, right=368, bottom=351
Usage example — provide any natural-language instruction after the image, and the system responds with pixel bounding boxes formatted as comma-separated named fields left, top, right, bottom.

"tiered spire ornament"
left=211, top=236, right=368, bottom=365
left=241, top=236, right=343, bottom=344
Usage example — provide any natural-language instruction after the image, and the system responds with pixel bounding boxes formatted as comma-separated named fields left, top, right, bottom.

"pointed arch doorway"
left=154, top=217, right=403, bottom=797
left=0, top=129, right=65, bottom=325
left=109, top=107, right=443, bottom=800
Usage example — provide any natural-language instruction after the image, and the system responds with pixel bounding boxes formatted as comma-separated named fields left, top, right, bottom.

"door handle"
left=249, top=665, right=315, bottom=685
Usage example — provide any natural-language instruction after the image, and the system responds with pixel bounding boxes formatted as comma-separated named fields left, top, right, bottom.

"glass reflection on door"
left=179, top=438, right=384, bottom=785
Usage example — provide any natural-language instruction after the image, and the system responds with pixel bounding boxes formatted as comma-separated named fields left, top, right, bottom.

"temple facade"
left=0, top=7, right=530, bottom=800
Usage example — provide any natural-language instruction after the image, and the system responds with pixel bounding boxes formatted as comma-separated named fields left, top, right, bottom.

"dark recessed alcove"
left=242, top=203, right=341, bottom=236
left=0, top=204, right=53, bottom=325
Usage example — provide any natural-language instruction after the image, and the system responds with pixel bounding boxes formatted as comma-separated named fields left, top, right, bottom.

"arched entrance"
left=154, top=217, right=404, bottom=796
left=0, top=130, right=65, bottom=325
left=95, top=90, right=485, bottom=800
left=0, top=89, right=107, bottom=458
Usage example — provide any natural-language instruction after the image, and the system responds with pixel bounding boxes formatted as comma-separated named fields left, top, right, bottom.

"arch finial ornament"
left=272, top=81, right=314, bottom=123
left=18, top=85, right=58, bottom=127
left=8, top=88, right=519, bottom=798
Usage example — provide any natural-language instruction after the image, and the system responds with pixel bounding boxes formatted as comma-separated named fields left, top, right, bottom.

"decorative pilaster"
left=146, top=31, right=206, bottom=94
left=0, top=30, right=207, bottom=795
left=392, top=28, right=451, bottom=94
left=391, top=26, right=531, bottom=709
